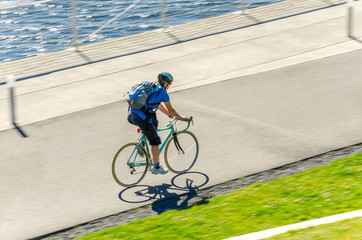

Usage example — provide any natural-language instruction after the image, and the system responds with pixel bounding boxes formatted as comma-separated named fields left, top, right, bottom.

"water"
left=0, top=0, right=283, bottom=63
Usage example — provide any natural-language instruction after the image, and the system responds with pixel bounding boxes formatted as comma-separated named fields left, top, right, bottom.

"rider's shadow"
left=119, top=172, right=213, bottom=214
left=150, top=181, right=203, bottom=214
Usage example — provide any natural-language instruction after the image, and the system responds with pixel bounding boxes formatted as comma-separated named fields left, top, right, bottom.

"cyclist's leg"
left=140, top=119, right=168, bottom=174
left=128, top=112, right=167, bottom=172
left=129, top=113, right=161, bottom=160
left=143, top=119, right=161, bottom=164
left=151, top=145, right=160, bottom=164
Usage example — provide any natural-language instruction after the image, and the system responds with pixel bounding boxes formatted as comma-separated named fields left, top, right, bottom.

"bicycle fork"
left=173, top=133, right=185, bottom=154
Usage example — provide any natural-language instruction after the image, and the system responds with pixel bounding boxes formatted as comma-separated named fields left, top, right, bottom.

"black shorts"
left=127, top=111, right=161, bottom=146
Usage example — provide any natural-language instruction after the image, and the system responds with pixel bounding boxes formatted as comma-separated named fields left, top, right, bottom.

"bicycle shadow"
left=119, top=172, right=213, bottom=214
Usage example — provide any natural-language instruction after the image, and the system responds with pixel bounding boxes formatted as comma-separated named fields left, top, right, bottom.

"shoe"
left=151, top=165, right=169, bottom=175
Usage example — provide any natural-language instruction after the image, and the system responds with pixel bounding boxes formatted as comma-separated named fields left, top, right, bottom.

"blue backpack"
left=127, top=81, right=162, bottom=110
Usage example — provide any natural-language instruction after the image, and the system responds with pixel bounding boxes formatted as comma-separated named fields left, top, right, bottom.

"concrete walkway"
left=1, top=0, right=362, bottom=239
left=0, top=0, right=353, bottom=131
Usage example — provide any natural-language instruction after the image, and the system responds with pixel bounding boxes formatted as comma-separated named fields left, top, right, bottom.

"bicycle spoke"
left=168, top=143, right=196, bottom=160
left=165, top=131, right=199, bottom=173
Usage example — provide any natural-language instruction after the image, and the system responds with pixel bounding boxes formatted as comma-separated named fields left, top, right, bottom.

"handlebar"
left=168, top=116, right=193, bottom=131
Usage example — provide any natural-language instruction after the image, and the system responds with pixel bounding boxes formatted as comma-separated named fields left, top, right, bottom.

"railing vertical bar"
left=71, top=0, right=79, bottom=48
left=7, top=75, right=28, bottom=138
left=240, top=0, right=246, bottom=12
left=347, top=0, right=354, bottom=37
left=160, top=0, right=166, bottom=30
left=8, top=76, right=16, bottom=124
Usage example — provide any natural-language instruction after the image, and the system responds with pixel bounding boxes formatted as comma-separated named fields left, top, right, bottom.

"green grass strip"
left=265, top=217, right=362, bottom=240
left=77, top=153, right=362, bottom=240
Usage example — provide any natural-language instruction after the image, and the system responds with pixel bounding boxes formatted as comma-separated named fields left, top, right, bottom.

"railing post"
left=7, top=75, right=28, bottom=138
left=160, top=0, right=166, bottom=30
left=71, top=0, right=79, bottom=48
left=7, top=75, right=16, bottom=124
left=240, top=0, right=246, bottom=13
left=347, top=0, right=353, bottom=37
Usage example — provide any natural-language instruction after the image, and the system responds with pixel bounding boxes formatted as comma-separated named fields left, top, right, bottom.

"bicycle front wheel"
left=112, top=142, right=149, bottom=188
left=164, top=131, right=199, bottom=174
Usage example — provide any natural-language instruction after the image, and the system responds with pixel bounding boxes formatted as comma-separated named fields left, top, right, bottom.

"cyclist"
left=127, top=72, right=191, bottom=175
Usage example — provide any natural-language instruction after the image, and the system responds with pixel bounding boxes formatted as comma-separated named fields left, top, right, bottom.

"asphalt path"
left=1, top=48, right=362, bottom=239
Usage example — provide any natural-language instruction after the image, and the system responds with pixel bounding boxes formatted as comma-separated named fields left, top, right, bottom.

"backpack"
left=127, top=81, right=162, bottom=110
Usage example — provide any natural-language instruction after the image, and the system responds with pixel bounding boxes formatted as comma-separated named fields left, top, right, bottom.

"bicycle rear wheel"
left=112, top=142, right=149, bottom=188
left=164, top=131, right=199, bottom=174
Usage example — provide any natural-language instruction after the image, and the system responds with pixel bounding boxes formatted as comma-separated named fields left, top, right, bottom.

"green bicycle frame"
left=132, top=118, right=192, bottom=166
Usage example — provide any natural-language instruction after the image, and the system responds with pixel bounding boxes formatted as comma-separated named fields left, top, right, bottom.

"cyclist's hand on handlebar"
left=169, top=115, right=192, bottom=122
left=181, top=116, right=192, bottom=122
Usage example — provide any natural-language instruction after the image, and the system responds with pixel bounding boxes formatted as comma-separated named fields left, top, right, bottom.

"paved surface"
left=41, top=143, right=362, bottom=239
left=0, top=0, right=362, bottom=239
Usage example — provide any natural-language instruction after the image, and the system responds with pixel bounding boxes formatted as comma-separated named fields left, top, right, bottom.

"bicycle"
left=112, top=116, right=199, bottom=188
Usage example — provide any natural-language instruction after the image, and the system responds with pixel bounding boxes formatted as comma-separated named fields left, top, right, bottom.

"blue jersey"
left=130, top=85, right=169, bottom=121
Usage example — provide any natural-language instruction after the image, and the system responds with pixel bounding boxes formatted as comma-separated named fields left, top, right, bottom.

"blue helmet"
left=158, top=72, right=173, bottom=85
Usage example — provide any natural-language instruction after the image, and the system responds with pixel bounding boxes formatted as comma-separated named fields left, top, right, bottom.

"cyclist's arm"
left=158, top=103, right=170, bottom=117
left=164, top=101, right=190, bottom=121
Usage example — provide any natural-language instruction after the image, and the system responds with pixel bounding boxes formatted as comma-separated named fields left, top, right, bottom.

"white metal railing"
left=75, top=0, right=261, bottom=47
left=0, top=0, right=262, bottom=61
left=0, top=0, right=352, bottom=62
left=77, top=0, right=143, bottom=46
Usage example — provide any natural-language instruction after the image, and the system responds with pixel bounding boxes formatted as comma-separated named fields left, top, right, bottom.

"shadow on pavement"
left=349, top=36, right=362, bottom=45
left=119, top=172, right=213, bottom=214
